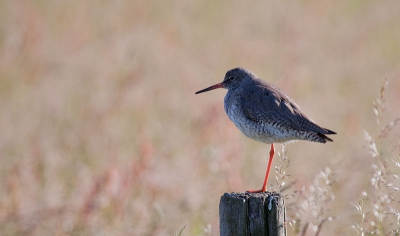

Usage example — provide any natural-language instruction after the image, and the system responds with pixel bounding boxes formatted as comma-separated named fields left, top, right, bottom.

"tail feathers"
left=324, top=128, right=337, bottom=135
left=317, top=133, right=334, bottom=142
left=318, top=127, right=336, bottom=142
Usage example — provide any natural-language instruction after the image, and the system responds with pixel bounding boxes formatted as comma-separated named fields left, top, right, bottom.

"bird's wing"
left=240, top=83, right=332, bottom=134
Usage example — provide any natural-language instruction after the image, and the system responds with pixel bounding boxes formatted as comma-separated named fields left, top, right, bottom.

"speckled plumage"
left=197, top=67, right=336, bottom=144
left=223, top=68, right=335, bottom=144
left=195, top=67, right=336, bottom=192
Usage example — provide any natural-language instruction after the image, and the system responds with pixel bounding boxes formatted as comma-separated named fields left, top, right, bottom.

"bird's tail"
left=317, top=133, right=334, bottom=142
left=317, top=128, right=336, bottom=142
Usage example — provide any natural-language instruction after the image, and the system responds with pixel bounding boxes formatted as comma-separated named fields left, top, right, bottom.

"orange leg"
left=247, top=143, right=275, bottom=193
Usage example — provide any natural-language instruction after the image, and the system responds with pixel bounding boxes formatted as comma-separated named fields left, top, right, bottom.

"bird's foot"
left=246, top=188, right=267, bottom=193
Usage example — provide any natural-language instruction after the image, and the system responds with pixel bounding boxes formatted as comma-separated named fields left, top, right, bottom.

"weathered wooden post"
left=219, top=192, right=286, bottom=236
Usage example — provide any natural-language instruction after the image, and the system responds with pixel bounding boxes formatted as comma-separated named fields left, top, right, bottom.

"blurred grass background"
left=0, top=0, right=400, bottom=235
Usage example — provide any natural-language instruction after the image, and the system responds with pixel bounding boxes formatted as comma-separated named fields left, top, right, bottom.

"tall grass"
left=0, top=1, right=399, bottom=235
left=352, top=79, right=400, bottom=235
left=275, top=79, right=399, bottom=236
left=273, top=144, right=337, bottom=236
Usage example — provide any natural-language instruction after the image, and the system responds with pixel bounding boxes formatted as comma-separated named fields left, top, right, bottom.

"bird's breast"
left=224, top=91, right=301, bottom=144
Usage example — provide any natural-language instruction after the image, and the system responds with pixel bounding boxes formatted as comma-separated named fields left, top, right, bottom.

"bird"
left=195, top=67, right=336, bottom=193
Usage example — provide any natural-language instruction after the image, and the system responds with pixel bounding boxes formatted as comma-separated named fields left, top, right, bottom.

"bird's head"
left=195, top=67, right=256, bottom=94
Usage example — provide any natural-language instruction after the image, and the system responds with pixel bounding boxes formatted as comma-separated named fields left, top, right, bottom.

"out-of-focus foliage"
left=0, top=1, right=399, bottom=235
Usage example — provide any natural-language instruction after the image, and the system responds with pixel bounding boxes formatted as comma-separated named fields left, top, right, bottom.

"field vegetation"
left=0, top=1, right=400, bottom=235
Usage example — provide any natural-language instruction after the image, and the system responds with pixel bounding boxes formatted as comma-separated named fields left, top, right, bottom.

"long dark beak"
left=195, top=82, right=224, bottom=94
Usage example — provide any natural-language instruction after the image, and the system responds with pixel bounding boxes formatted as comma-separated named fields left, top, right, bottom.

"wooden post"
left=219, top=192, right=286, bottom=236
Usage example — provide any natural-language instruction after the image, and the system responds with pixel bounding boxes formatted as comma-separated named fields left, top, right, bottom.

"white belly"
left=225, top=95, right=300, bottom=144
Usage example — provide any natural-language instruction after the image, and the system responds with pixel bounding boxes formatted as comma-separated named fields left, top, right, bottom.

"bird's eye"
left=228, top=76, right=235, bottom=81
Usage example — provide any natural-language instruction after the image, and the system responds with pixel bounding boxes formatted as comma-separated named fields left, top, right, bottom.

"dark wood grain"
left=219, top=192, right=286, bottom=236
